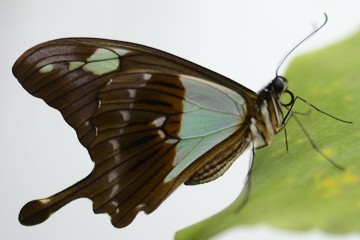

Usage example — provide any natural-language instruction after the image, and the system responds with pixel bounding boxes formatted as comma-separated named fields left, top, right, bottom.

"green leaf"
left=176, top=30, right=360, bottom=240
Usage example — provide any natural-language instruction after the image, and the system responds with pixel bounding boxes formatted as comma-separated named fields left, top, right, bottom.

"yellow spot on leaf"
left=322, top=148, right=333, bottom=157
left=323, top=178, right=336, bottom=187
left=343, top=173, right=358, bottom=185
left=315, top=178, right=339, bottom=198
left=316, top=148, right=333, bottom=161
left=315, top=170, right=359, bottom=199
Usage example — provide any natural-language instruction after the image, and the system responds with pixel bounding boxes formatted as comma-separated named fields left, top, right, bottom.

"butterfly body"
left=13, top=38, right=288, bottom=227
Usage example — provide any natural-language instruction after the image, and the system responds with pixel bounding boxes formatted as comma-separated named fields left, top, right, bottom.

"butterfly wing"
left=13, top=38, right=256, bottom=227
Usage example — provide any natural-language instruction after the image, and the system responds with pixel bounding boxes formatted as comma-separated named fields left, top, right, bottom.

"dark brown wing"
left=13, top=38, right=255, bottom=228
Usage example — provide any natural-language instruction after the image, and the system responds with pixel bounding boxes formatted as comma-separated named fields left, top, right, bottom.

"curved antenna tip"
left=275, top=13, right=329, bottom=76
left=324, top=12, right=328, bottom=20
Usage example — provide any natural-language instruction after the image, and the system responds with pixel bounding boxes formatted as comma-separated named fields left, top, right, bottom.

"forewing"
left=13, top=38, right=254, bottom=228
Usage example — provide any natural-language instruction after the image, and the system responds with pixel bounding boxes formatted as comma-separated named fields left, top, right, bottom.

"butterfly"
left=14, top=17, right=341, bottom=228
left=13, top=37, right=293, bottom=228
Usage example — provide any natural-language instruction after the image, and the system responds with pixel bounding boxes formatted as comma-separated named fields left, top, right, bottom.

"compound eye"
left=281, top=90, right=295, bottom=107
left=272, top=76, right=288, bottom=94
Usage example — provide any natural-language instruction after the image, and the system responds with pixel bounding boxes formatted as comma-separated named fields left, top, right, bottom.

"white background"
left=1, top=1, right=360, bottom=240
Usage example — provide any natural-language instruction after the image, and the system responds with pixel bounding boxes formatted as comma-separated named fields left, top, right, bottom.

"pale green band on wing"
left=87, top=48, right=118, bottom=61
left=163, top=75, right=246, bottom=183
left=39, top=64, right=54, bottom=73
left=173, top=138, right=202, bottom=165
left=227, top=90, right=246, bottom=116
left=164, top=125, right=239, bottom=183
left=183, top=100, right=200, bottom=112
left=83, top=59, right=119, bottom=75
left=69, top=61, right=85, bottom=71
left=180, top=76, right=245, bottom=116
left=111, top=48, right=130, bottom=56
left=82, top=48, right=121, bottom=75
left=178, top=108, right=241, bottom=138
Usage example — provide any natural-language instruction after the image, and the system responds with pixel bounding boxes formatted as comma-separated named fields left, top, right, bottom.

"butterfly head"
left=268, top=75, right=295, bottom=107
left=271, top=76, right=288, bottom=94
left=256, top=75, right=295, bottom=137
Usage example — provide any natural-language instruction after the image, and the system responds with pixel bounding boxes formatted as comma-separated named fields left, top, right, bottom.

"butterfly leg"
left=291, top=114, right=345, bottom=170
left=282, top=95, right=352, bottom=125
left=282, top=95, right=348, bottom=170
left=235, top=143, right=256, bottom=212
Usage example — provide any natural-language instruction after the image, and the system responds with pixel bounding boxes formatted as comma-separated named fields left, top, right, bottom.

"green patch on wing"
left=165, top=76, right=244, bottom=183
left=175, top=30, right=360, bottom=240
left=39, top=64, right=54, bottom=73
left=83, top=48, right=120, bottom=75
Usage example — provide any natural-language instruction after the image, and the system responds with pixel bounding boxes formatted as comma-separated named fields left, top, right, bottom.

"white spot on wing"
left=143, top=73, right=152, bottom=81
left=165, top=139, right=178, bottom=144
left=152, top=116, right=166, bottom=127
left=128, top=89, right=136, bottom=98
left=135, top=203, right=146, bottom=211
left=108, top=172, right=119, bottom=183
left=108, top=139, right=120, bottom=151
left=158, top=130, right=165, bottom=139
left=121, top=111, right=130, bottom=121
left=39, top=198, right=51, bottom=204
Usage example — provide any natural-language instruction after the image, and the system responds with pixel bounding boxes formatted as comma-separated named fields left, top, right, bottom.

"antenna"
left=275, top=13, right=328, bottom=76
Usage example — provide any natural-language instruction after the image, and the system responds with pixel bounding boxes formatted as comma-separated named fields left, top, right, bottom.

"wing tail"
left=19, top=172, right=94, bottom=226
